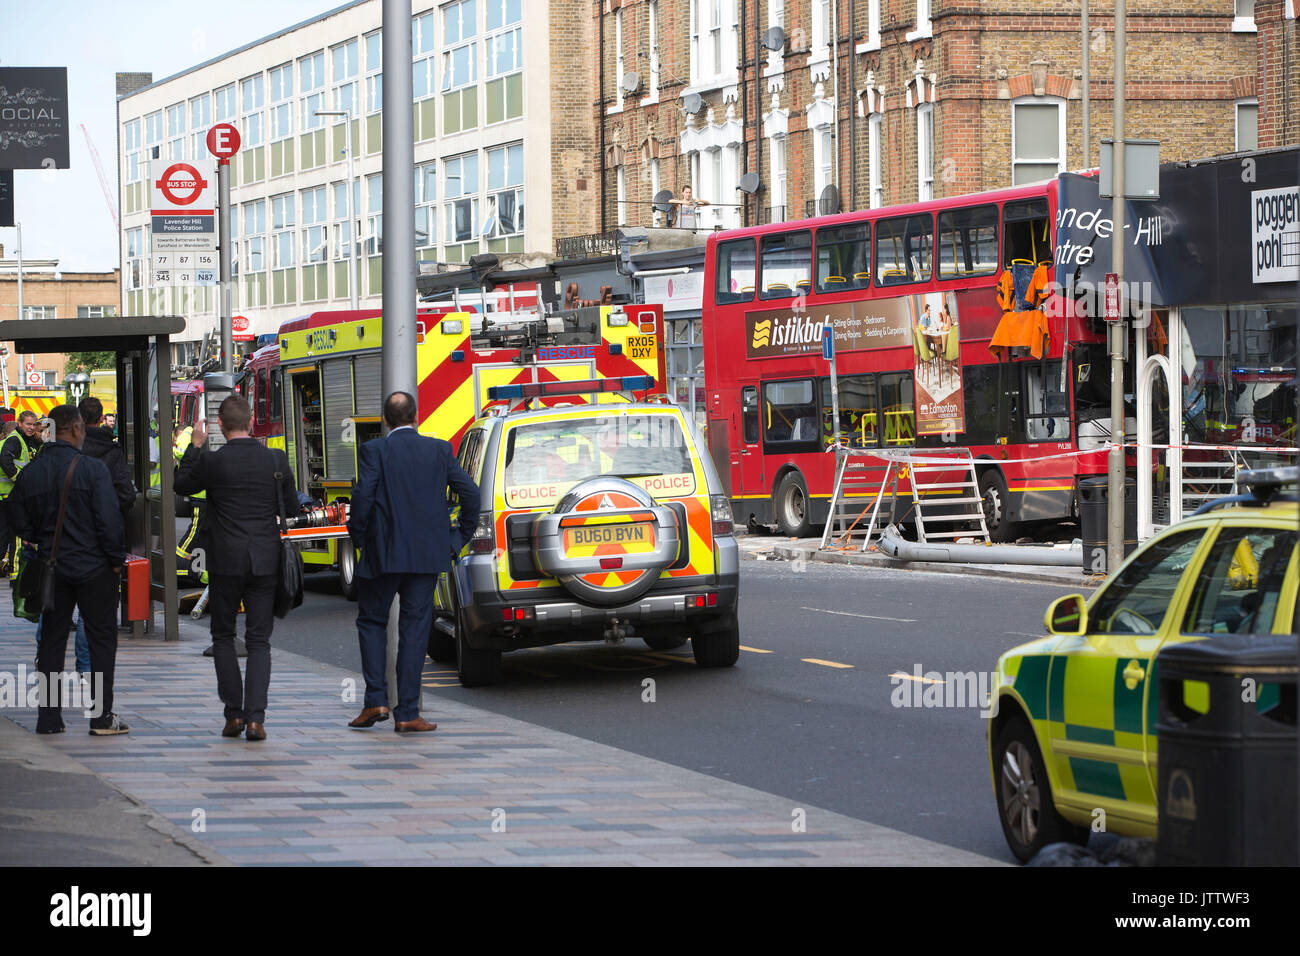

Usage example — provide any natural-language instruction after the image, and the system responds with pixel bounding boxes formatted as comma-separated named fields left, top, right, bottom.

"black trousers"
left=36, top=567, right=120, bottom=732
left=208, top=572, right=277, bottom=724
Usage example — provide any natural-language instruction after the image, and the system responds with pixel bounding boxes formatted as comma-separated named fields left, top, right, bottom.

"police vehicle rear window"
left=501, top=414, right=696, bottom=508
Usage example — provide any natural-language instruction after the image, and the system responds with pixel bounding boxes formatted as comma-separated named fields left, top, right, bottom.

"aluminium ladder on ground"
left=822, top=446, right=991, bottom=550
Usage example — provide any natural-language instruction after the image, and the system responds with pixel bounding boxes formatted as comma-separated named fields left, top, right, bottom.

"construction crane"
left=81, top=123, right=119, bottom=233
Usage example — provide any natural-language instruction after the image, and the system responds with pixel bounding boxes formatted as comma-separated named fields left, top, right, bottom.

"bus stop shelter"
left=0, top=315, right=184, bottom=640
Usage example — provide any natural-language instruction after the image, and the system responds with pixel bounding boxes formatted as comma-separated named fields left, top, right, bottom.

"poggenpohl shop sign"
left=745, top=301, right=911, bottom=358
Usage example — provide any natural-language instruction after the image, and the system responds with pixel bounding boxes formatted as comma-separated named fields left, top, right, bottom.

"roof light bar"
left=487, top=375, right=654, bottom=401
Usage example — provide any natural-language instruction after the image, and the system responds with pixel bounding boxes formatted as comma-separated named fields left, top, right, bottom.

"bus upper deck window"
left=937, top=205, right=999, bottom=279
left=759, top=231, right=812, bottom=299
left=715, top=239, right=756, bottom=305
left=816, top=223, right=871, bottom=293
left=875, top=214, right=933, bottom=286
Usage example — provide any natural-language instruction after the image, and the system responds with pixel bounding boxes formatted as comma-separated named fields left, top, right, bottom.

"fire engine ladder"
left=820, top=449, right=894, bottom=550
left=846, top=447, right=990, bottom=548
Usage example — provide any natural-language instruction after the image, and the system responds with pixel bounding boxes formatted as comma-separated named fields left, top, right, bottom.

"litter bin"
left=1155, top=633, right=1298, bottom=865
left=1077, top=475, right=1136, bottom=573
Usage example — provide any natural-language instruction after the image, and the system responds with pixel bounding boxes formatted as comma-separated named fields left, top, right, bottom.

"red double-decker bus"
left=702, top=178, right=1121, bottom=541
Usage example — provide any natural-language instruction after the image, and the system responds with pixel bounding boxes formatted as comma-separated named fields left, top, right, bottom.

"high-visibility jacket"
left=0, top=433, right=35, bottom=497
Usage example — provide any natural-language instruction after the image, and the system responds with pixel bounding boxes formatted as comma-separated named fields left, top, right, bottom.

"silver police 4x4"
left=431, top=384, right=740, bottom=687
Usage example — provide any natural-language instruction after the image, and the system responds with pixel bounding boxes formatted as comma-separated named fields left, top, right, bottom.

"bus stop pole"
left=381, top=0, right=418, bottom=707
left=156, top=332, right=178, bottom=640
left=1107, top=0, right=1127, bottom=574
left=219, top=160, right=233, bottom=374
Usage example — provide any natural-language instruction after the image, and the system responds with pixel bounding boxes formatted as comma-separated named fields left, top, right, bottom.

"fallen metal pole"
left=877, top=524, right=1082, bottom=567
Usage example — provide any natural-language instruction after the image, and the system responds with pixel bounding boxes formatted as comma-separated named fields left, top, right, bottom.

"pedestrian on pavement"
left=7, top=405, right=128, bottom=735
left=174, top=395, right=298, bottom=742
left=346, top=391, right=479, bottom=734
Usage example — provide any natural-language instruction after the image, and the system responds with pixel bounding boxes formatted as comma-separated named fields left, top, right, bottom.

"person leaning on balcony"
left=672, top=186, right=710, bottom=229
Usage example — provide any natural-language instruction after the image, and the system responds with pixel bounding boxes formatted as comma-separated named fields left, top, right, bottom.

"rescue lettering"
left=538, top=345, right=597, bottom=361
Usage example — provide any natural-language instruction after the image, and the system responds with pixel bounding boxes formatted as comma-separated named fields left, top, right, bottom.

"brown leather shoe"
left=222, top=718, right=246, bottom=738
left=244, top=722, right=267, bottom=741
left=348, top=706, right=390, bottom=729
left=393, top=716, right=437, bottom=734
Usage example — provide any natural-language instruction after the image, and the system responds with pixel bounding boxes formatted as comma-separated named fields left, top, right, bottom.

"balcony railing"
left=762, top=205, right=788, bottom=225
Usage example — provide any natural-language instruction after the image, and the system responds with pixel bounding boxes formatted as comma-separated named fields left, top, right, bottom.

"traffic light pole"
left=1107, top=0, right=1127, bottom=573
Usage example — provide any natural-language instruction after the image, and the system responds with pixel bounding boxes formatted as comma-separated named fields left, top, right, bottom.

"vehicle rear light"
left=707, top=593, right=717, bottom=607
left=607, top=310, right=629, bottom=327
left=710, top=495, right=734, bottom=536
left=469, top=511, right=495, bottom=554
left=501, top=607, right=535, bottom=622
left=599, top=557, right=623, bottom=569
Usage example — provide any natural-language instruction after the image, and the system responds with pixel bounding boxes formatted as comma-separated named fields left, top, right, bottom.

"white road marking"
left=800, top=606, right=917, bottom=623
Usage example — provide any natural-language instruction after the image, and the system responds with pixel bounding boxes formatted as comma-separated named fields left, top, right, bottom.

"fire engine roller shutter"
left=353, top=354, right=382, bottom=417
left=323, top=358, right=356, bottom=479
left=285, top=385, right=298, bottom=487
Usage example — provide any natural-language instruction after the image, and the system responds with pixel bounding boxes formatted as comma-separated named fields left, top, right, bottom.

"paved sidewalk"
left=0, top=616, right=1000, bottom=866
left=739, top=535, right=1100, bottom=588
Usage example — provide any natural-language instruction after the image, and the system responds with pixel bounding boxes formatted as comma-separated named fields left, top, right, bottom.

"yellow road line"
left=803, top=658, right=854, bottom=669
left=740, top=645, right=772, bottom=654
left=800, top=606, right=917, bottom=623
left=889, top=671, right=945, bottom=684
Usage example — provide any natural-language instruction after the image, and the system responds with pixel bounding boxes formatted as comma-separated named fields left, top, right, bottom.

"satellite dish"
left=818, top=184, right=842, bottom=216
left=738, top=172, right=762, bottom=195
left=762, top=26, right=787, bottom=52
left=652, top=189, right=675, bottom=213
left=682, top=92, right=703, bottom=115
left=621, top=71, right=641, bottom=95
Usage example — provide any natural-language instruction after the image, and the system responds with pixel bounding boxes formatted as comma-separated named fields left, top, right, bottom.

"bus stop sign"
left=822, top=324, right=834, bottom=360
left=1104, top=272, right=1120, bottom=322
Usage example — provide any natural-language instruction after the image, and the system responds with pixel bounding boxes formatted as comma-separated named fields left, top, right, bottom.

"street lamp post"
left=66, top=371, right=91, bottom=404
left=314, top=109, right=359, bottom=311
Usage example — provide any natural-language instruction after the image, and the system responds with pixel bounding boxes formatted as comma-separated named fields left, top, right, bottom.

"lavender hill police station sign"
left=0, top=67, right=70, bottom=169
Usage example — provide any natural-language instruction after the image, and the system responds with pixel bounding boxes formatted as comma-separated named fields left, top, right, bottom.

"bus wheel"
left=774, top=472, right=811, bottom=538
left=978, top=470, right=1019, bottom=543
left=338, top=544, right=359, bottom=601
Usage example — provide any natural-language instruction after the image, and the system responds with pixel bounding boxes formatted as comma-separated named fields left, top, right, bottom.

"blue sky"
left=1, top=0, right=334, bottom=272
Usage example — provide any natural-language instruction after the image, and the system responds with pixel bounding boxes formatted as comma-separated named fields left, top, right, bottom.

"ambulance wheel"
left=338, top=545, right=359, bottom=601
left=993, top=715, right=1089, bottom=863
left=774, top=472, right=811, bottom=538
left=456, top=616, right=501, bottom=687
left=641, top=629, right=688, bottom=651
left=691, top=610, right=740, bottom=668
left=978, top=470, right=1019, bottom=543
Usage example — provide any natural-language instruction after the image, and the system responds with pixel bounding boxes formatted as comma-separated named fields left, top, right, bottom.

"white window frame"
left=442, top=0, right=478, bottom=93
left=611, top=8, right=625, bottom=113
left=646, top=0, right=661, bottom=102
left=415, top=160, right=437, bottom=249
left=301, top=185, right=329, bottom=267
left=813, top=126, right=833, bottom=201
left=300, top=52, right=326, bottom=131
left=484, top=142, right=524, bottom=239
left=189, top=94, right=211, bottom=162
left=332, top=180, right=360, bottom=260
left=165, top=102, right=186, bottom=162
left=269, top=63, right=293, bottom=142
left=243, top=199, right=267, bottom=274
left=366, top=172, right=383, bottom=254
left=271, top=193, right=296, bottom=270
left=907, top=0, right=932, bottom=41
left=868, top=112, right=883, bottom=208
left=917, top=103, right=934, bottom=201
left=1235, top=97, right=1259, bottom=152
left=239, top=75, right=264, bottom=148
left=444, top=152, right=480, bottom=247
left=687, top=0, right=738, bottom=90
left=1010, top=96, right=1067, bottom=186
left=124, top=118, right=142, bottom=183
left=214, top=84, right=236, bottom=122
left=333, top=38, right=360, bottom=116
left=1232, top=0, right=1257, bottom=32
left=769, top=134, right=787, bottom=223
left=857, top=0, right=881, bottom=52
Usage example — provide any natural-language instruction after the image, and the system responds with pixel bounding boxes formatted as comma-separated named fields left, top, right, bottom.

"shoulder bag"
left=272, top=454, right=304, bottom=619
left=19, top=456, right=81, bottom=615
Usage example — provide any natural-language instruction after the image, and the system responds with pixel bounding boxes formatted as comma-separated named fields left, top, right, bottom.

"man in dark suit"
left=347, top=391, right=479, bottom=733
left=175, top=395, right=298, bottom=742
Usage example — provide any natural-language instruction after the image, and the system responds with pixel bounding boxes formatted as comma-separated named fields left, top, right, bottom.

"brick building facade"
left=593, top=0, right=1297, bottom=232
left=0, top=267, right=121, bottom=390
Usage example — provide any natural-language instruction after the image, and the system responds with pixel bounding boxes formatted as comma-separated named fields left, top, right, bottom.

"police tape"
left=829, top=442, right=1299, bottom=467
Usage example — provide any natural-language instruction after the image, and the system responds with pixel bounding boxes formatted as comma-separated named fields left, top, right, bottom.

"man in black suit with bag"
left=347, top=391, right=479, bottom=733
left=175, top=395, right=298, bottom=742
